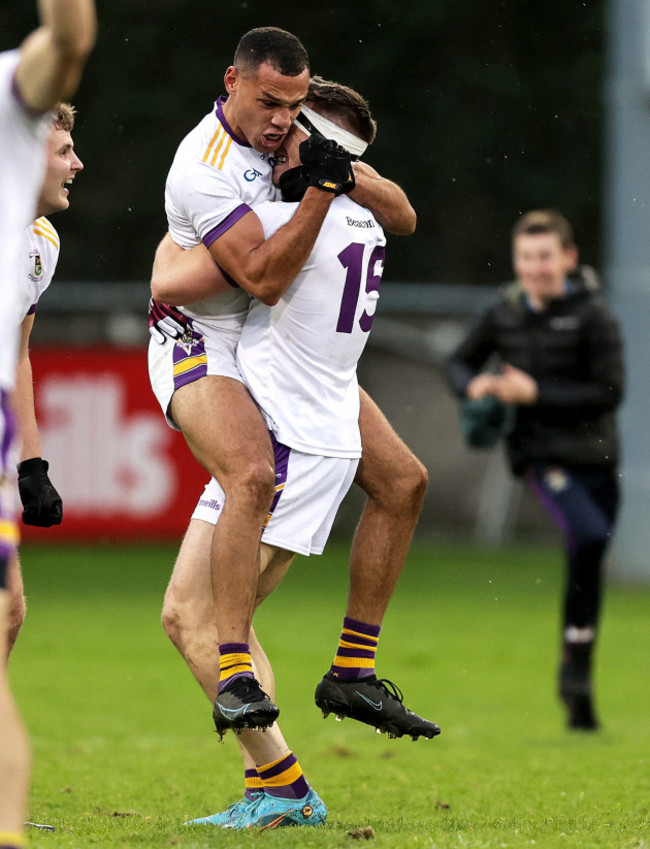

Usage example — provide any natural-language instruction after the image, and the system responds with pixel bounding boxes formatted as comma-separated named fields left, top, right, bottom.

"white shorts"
left=148, top=318, right=243, bottom=430
left=192, top=438, right=358, bottom=556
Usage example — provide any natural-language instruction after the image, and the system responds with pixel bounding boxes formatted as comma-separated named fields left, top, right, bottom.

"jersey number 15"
left=336, top=242, right=385, bottom=335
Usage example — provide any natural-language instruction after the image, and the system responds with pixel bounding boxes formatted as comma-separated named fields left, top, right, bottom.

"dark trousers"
left=525, top=464, right=620, bottom=633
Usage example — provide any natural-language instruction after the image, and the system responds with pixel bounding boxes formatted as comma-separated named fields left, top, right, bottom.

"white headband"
left=293, top=104, right=368, bottom=158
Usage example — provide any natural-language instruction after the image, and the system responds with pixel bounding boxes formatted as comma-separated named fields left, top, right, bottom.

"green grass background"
left=10, top=540, right=650, bottom=848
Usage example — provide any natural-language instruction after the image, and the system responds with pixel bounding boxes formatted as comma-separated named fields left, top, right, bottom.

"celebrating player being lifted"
left=150, top=74, right=439, bottom=829
left=149, top=25, right=434, bottom=748
left=0, top=2, right=95, bottom=846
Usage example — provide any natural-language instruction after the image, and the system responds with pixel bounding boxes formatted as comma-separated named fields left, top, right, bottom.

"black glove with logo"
left=17, top=457, right=63, bottom=527
left=298, top=135, right=355, bottom=196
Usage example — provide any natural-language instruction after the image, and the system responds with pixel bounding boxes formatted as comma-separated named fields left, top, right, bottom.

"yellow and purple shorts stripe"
left=264, top=436, right=290, bottom=528
left=0, top=390, right=19, bottom=586
left=172, top=322, right=207, bottom=391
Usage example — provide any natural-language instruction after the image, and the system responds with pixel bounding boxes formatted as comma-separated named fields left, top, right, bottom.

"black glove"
left=298, top=135, right=355, bottom=196
left=17, top=457, right=63, bottom=527
left=279, top=166, right=310, bottom=202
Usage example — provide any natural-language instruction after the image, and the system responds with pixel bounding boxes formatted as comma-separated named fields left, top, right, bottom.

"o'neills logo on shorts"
left=198, top=498, right=222, bottom=512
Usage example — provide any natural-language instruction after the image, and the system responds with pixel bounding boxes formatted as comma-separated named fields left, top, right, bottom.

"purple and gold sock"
left=330, top=616, right=381, bottom=680
left=0, top=831, right=26, bottom=849
left=244, top=768, right=264, bottom=800
left=218, top=642, right=254, bottom=694
left=258, top=752, right=309, bottom=800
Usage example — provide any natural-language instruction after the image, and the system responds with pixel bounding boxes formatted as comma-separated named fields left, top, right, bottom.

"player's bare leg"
left=4, top=553, right=26, bottom=661
left=170, top=376, right=277, bottom=731
left=162, top=523, right=290, bottom=703
left=163, top=524, right=324, bottom=826
left=170, top=376, right=275, bottom=644
left=0, top=591, right=31, bottom=842
left=163, top=526, right=293, bottom=761
left=350, top=388, right=428, bottom=625
left=315, top=388, right=439, bottom=740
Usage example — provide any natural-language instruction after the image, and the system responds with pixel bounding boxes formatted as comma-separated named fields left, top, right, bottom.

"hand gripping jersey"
left=164, top=96, right=276, bottom=332
left=0, top=50, right=50, bottom=391
left=19, top=217, right=60, bottom=321
left=237, top=195, right=386, bottom=459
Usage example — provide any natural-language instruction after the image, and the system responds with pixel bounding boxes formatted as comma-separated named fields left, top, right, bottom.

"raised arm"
left=173, top=134, right=352, bottom=307
left=150, top=234, right=231, bottom=306
left=14, top=0, right=97, bottom=113
left=349, top=161, right=416, bottom=236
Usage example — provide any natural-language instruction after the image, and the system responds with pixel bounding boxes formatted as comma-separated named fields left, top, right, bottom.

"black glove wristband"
left=17, top=457, right=63, bottom=527
left=17, top=457, right=49, bottom=477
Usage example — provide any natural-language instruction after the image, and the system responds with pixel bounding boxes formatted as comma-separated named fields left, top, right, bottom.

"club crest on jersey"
left=244, top=168, right=263, bottom=182
left=29, top=249, right=42, bottom=281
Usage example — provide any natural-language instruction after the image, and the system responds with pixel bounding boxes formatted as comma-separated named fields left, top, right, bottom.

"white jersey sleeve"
left=237, top=196, right=386, bottom=459
left=18, top=217, right=60, bottom=322
left=164, top=97, right=275, bottom=326
left=0, top=50, right=51, bottom=391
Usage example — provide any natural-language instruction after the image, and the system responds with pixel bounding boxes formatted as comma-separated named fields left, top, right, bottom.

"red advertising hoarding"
left=22, top=346, right=207, bottom=542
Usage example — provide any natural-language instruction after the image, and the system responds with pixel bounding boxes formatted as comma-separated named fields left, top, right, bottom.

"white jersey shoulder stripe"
left=32, top=216, right=59, bottom=249
left=202, top=124, right=234, bottom=170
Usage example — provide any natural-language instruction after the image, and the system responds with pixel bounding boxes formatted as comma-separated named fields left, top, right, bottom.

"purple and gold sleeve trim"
left=27, top=303, right=37, bottom=316
left=202, top=203, right=251, bottom=249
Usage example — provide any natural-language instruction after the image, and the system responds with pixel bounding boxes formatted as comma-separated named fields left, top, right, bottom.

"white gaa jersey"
left=19, top=217, right=60, bottom=322
left=0, top=50, right=50, bottom=390
left=165, top=96, right=276, bottom=332
left=237, top=195, right=386, bottom=459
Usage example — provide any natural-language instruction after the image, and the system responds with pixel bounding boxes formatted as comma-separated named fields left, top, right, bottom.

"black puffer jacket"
left=446, top=275, right=624, bottom=475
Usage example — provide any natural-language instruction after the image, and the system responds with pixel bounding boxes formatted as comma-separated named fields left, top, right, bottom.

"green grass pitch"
left=11, top=539, right=650, bottom=848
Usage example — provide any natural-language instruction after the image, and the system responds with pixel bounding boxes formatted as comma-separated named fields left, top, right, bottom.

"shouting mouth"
left=261, top=131, right=286, bottom=150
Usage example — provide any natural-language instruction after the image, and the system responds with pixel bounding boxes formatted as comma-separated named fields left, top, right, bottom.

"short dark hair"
left=512, top=209, right=575, bottom=250
left=307, top=75, right=377, bottom=145
left=234, top=27, right=309, bottom=77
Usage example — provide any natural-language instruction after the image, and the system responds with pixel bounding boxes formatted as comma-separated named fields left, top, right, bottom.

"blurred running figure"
left=149, top=28, right=426, bottom=740
left=0, top=2, right=95, bottom=845
left=447, top=210, right=623, bottom=730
